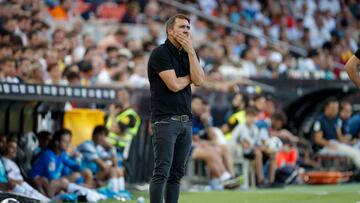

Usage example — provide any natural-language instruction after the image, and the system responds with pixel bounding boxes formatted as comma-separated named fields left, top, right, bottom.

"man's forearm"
left=188, top=53, right=205, bottom=86
left=345, top=55, right=360, bottom=88
left=174, top=75, right=191, bottom=91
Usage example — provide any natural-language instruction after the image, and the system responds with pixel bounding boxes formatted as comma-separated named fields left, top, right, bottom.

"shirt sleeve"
left=355, top=49, right=360, bottom=59
left=149, top=48, right=173, bottom=74
left=313, top=120, right=322, bottom=132
left=117, top=114, right=136, bottom=132
left=62, top=153, right=81, bottom=172
left=227, top=115, right=239, bottom=130
left=77, top=142, right=99, bottom=161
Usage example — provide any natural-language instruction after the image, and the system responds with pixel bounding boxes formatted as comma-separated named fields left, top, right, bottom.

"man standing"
left=345, top=49, right=360, bottom=88
left=147, top=14, right=204, bottom=203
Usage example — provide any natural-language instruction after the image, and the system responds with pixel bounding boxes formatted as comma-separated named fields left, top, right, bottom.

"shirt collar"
left=165, top=39, right=182, bottom=56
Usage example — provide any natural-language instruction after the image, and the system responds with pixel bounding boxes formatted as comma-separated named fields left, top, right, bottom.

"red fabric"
left=276, top=148, right=297, bottom=167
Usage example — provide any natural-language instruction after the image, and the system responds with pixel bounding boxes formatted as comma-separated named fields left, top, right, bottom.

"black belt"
left=170, top=115, right=191, bottom=122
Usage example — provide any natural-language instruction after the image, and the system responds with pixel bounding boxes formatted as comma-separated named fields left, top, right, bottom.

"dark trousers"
left=150, top=117, right=192, bottom=203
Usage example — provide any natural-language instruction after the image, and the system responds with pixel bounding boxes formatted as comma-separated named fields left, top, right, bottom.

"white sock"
left=117, top=177, right=125, bottom=191
left=109, top=178, right=119, bottom=192
left=67, top=183, right=106, bottom=202
left=220, top=171, right=232, bottom=181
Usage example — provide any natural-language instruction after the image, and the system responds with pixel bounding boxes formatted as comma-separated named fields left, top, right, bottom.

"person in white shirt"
left=2, top=138, right=50, bottom=202
left=231, top=107, right=280, bottom=187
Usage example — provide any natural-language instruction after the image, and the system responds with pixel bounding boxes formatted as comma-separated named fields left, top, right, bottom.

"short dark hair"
left=48, top=129, right=72, bottom=150
left=324, top=97, right=338, bottom=108
left=37, top=131, right=51, bottom=139
left=271, top=112, right=287, bottom=124
left=340, top=100, right=351, bottom=111
left=192, top=94, right=205, bottom=103
left=0, top=57, right=16, bottom=67
left=92, top=125, right=108, bottom=137
left=246, top=107, right=258, bottom=116
left=65, top=71, right=80, bottom=81
left=106, top=46, right=118, bottom=54
left=165, top=14, right=190, bottom=34
left=253, top=93, right=266, bottom=102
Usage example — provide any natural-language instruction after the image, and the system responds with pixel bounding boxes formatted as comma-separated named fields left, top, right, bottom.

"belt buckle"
left=181, top=115, right=189, bottom=122
left=170, top=116, right=179, bottom=121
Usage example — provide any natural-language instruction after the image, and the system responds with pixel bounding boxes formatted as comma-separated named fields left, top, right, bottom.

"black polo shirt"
left=355, top=49, right=360, bottom=59
left=148, top=39, right=192, bottom=122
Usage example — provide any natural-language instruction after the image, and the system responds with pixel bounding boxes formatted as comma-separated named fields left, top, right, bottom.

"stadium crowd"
left=0, top=0, right=359, bottom=91
left=0, top=0, right=360, bottom=202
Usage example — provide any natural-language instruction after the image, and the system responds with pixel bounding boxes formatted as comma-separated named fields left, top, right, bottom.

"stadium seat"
left=63, top=108, right=105, bottom=146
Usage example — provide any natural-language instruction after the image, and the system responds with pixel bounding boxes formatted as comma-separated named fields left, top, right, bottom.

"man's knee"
left=82, top=169, right=93, bottom=179
left=167, top=168, right=185, bottom=184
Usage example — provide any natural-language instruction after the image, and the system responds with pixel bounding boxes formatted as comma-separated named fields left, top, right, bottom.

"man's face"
left=255, top=97, right=267, bottom=112
left=168, top=18, right=190, bottom=41
left=232, top=94, right=244, bottom=108
left=6, top=141, right=17, bottom=159
left=98, top=133, right=107, bottom=146
left=340, top=104, right=352, bottom=120
left=325, top=102, right=339, bottom=118
left=3, top=61, right=16, bottom=77
left=59, top=134, right=71, bottom=151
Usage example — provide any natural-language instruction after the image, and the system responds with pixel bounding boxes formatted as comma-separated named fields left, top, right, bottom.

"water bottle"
left=137, top=196, right=145, bottom=203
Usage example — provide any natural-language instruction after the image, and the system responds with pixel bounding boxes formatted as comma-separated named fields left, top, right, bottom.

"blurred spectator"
left=50, top=0, right=73, bottom=21
left=45, top=63, right=68, bottom=85
left=106, top=89, right=141, bottom=159
left=312, top=97, right=360, bottom=168
left=98, top=27, right=128, bottom=51
left=270, top=112, right=299, bottom=143
left=191, top=95, right=239, bottom=190
left=2, top=138, right=50, bottom=202
left=339, top=101, right=352, bottom=136
left=222, top=92, right=249, bottom=140
left=121, top=1, right=142, bottom=24
left=29, top=129, right=105, bottom=201
left=77, top=126, right=125, bottom=192
left=0, top=57, right=20, bottom=83
left=34, top=131, right=52, bottom=158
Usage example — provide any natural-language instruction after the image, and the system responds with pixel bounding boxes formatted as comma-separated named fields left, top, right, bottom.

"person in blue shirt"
left=312, top=97, right=360, bottom=168
left=29, top=129, right=105, bottom=201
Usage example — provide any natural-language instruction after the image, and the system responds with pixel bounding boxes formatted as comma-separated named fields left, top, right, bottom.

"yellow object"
left=106, top=108, right=141, bottom=149
left=63, top=108, right=105, bottom=146
left=225, top=110, right=246, bottom=140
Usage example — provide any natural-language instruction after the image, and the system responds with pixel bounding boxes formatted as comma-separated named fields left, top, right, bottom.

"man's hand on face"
left=174, top=32, right=195, bottom=55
